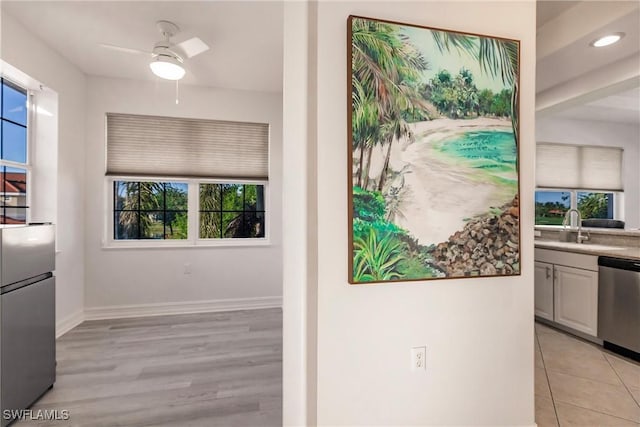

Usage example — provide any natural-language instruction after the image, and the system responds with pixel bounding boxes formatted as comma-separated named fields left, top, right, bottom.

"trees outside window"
left=112, top=179, right=266, bottom=243
left=535, top=190, right=616, bottom=226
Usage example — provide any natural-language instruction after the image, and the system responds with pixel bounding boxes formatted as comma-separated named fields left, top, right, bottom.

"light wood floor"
left=17, top=308, right=282, bottom=427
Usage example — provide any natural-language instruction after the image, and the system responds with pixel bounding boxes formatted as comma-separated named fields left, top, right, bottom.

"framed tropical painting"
left=348, top=16, right=521, bottom=284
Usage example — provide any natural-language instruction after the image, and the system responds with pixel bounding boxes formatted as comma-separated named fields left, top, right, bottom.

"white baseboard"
left=84, top=296, right=282, bottom=321
left=56, top=309, right=85, bottom=338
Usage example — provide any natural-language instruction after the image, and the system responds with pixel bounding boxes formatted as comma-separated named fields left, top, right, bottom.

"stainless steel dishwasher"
left=0, top=224, right=56, bottom=427
left=598, top=256, right=640, bottom=361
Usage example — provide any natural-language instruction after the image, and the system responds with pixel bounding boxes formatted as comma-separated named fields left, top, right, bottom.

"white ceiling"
left=553, top=86, right=640, bottom=124
left=536, top=1, right=640, bottom=125
left=536, top=7, right=640, bottom=93
left=1, top=1, right=284, bottom=93
left=536, top=1, right=580, bottom=29
left=2, top=0, right=637, bottom=122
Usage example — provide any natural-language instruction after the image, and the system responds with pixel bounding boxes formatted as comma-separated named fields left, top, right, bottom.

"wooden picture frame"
left=348, top=15, right=521, bottom=284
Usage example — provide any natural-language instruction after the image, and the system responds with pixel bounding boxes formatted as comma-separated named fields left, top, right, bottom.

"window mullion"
left=162, top=182, right=167, bottom=240
left=570, top=191, right=577, bottom=228
left=112, top=180, right=117, bottom=240
left=188, top=179, right=199, bottom=242
left=137, top=182, right=141, bottom=239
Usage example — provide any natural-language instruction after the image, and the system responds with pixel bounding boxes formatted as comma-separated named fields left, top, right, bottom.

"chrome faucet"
left=562, top=209, right=589, bottom=244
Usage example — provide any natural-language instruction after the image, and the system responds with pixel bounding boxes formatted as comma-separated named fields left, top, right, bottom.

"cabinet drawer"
left=535, top=248, right=598, bottom=271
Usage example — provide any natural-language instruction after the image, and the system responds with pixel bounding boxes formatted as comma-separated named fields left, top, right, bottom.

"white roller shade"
left=581, top=146, right=623, bottom=191
left=536, top=143, right=623, bottom=191
left=536, top=144, right=580, bottom=188
left=106, top=113, right=269, bottom=179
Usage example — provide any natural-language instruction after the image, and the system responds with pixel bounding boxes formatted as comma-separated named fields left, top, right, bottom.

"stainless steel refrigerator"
left=0, top=224, right=55, bottom=427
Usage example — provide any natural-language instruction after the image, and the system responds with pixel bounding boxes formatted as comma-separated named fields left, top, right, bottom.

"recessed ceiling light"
left=591, top=33, right=625, bottom=48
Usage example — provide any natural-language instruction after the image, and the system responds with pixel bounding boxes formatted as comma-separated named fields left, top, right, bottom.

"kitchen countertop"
left=535, top=240, right=640, bottom=261
left=535, top=225, right=640, bottom=236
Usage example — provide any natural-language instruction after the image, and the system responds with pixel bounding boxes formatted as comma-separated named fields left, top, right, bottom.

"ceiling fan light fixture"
left=149, top=55, right=185, bottom=80
left=591, top=33, right=625, bottom=48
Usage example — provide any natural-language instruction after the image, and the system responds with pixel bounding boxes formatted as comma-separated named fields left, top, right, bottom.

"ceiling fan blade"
left=175, top=37, right=210, bottom=58
left=99, top=43, right=150, bottom=55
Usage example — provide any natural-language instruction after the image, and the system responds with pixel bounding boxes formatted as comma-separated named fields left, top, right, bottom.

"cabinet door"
left=534, top=261, right=554, bottom=321
left=553, top=265, right=598, bottom=336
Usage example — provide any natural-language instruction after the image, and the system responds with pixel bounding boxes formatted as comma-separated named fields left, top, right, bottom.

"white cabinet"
left=534, top=248, right=599, bottom=337
left=534, top=261, right=554, bottom=321
left=553, top=265, right=598, bottom=336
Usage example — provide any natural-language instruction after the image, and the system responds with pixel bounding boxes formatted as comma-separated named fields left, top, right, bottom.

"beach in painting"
left=366, top=117, right=516, bottom=245
left=350, top=16, right=520, bottom=283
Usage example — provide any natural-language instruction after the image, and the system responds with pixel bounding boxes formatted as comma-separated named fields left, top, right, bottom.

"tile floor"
left=535, top=322, right=640, bottom=426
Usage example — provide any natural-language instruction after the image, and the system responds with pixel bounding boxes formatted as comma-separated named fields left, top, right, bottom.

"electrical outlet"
left=411, top=346, right=426, bottom=371
left=184, top=263, right=192, bottom=275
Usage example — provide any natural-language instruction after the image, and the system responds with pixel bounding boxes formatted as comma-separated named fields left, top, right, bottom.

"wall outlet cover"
left=411, top=346, right=426, bottom=371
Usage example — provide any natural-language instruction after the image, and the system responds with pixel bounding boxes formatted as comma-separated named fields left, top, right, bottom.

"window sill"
left=535, top=225, right=639, bottom=236
left=102, top=239, right=272, bottom=250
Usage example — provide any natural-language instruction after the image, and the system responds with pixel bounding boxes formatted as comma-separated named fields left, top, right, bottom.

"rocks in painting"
left=480, top=263, right=497, bottom=276
left=431, top=195, right=520, bottom=277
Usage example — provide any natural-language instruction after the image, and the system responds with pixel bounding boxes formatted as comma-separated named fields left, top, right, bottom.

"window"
left=535, top=191, right=570, bottom=225
left=106, top=113, right=269, bottom=245
left=0, top=79, right=29, bottom=224
left=199, top=183, right=265, bottom=239
left=535, top=190, right=617, bottom=226
left=114, top=181, right=188, bottom=240
left=577, top=191, right=614, bottom=220
left=110, top=179, right=267, bottom=243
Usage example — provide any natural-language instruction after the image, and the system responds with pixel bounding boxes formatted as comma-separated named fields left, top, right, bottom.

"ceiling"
left=536, top=1, right=580, bottom=29
left=554, top=86, right=640, bottom=124
left=1, top=1, right=284, bottom=93
left=1, top=0, right=637, bottom=121
left=536, top=6, right=639, bottom=93
left=536, top=1, right=640, bottom=125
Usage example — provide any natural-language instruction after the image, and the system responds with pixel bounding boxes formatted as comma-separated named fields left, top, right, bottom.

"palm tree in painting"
left=350, top=18, right=432, bottom=281
left=376, top=110, right=412, bottom=192
left=351, top=18, right=427, bottom=191
left=352, top=80, right=381, bottom=188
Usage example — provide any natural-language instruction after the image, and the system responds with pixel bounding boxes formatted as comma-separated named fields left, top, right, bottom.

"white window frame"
left=104, top=176, right=270, bottom=248
left=534, top=187, right=624, bottom=228
left=0, top=78, right=32, bottom=224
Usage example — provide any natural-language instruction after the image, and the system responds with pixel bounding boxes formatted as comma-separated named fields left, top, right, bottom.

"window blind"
left=536, top=143, right=623, bottom=191
left=106, top=113, right=269, bottom=179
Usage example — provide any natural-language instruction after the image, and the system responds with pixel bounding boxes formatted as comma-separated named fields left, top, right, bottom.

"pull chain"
left=175, top=79, right=180, bottom=105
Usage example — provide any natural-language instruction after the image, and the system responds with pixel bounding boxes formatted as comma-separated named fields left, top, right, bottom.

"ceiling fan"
left=99, top=20, right=210, bottom=81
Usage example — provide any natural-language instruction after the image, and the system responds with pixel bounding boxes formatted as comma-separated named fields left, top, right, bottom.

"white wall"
left=84, top=77, right=283, bottom=313
left=536, top=116, right=640, bottom=228
left=284, top=1, right=537, bottom=425
left=282, top=1, right=318, bottom=424
left=1, top=10, right=86, bottom=331
left=29, top=86, right=58, bottom=226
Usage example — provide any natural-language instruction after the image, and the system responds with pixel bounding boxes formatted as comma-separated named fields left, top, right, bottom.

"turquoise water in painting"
left=436, top=130, right=517, bottom=184
left=438, top=130, right=516, bottom=165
